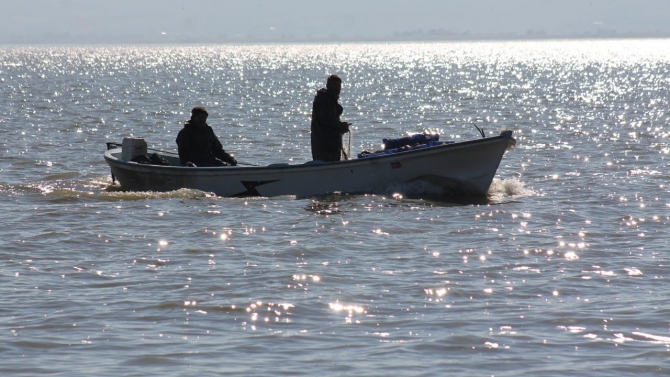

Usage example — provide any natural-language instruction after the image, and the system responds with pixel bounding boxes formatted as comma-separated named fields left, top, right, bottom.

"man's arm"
left=208, top=126, right=237, bottom=166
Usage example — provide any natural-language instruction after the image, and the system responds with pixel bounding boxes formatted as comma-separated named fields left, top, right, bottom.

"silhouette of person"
left=176, top=106, right=237, bottom=167
left=310, top=74, right=351, bottom=161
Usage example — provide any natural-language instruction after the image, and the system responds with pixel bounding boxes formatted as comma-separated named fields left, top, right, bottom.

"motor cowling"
left=121, top=137, right=147, bottom=161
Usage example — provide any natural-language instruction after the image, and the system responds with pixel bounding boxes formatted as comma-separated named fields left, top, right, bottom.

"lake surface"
left=1, top=39, right=669, bottom=376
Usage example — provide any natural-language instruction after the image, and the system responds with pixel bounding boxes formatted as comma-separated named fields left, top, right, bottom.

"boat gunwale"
left=104, top=132, right=514, bottom=173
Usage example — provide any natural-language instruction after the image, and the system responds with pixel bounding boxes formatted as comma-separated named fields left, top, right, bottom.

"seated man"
left=176, top=106, right=237, bottom=167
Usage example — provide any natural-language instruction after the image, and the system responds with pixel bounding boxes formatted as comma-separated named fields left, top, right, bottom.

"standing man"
left=310, top=74, right=351, bottom=161
left=176, top=106, right=237, bottom=167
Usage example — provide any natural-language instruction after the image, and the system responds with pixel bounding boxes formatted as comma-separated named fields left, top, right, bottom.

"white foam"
left=488, top=178, right=533, bottom=199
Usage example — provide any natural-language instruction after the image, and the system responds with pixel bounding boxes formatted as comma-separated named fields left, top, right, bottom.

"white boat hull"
left=104, top=131, right=515, bottom=198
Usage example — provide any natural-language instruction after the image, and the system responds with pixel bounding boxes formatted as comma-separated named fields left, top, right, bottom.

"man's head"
left=190, top=106, right=208, bottom=124
left=326, top=74, right=342, bottom=95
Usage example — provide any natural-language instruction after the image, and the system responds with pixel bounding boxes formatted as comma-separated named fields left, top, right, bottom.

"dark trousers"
left=311, top=133, right=342, bottom=162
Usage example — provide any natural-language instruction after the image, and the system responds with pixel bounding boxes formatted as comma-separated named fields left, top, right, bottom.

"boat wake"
left=100, top=187, right=215, bottom=201
left=487, top=178, right=533, bottom=201
left=0, top=175, right=216, bottom=202
left=382, top=176, right=531, bottom=204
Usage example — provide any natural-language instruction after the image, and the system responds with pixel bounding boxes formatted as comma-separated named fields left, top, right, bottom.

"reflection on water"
left=302, top=177, right=530, bottom=214
left=305, top=201, right=342, bottom=215
left=1, top=39, right=670, bottom=376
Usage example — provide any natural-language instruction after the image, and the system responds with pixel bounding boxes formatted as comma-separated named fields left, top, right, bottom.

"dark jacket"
left=310, top=88, right=348, bottom=161
left=176, top=121, right=236, bottom=166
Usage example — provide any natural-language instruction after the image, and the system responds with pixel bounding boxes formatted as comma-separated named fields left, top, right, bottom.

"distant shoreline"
left=1, top=33, right=669, bottom=46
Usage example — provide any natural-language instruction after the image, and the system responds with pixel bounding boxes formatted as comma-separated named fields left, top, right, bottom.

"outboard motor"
left=121, top=137, right=148, bottom=161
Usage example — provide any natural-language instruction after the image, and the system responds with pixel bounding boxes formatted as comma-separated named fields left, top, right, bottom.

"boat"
left=103, top=130, right=515, bottom=198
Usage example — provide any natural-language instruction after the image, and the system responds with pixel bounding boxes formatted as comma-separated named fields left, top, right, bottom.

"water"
left=1, top=39, right=669, bottom=376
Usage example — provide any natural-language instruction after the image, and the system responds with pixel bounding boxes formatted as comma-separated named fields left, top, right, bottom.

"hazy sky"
left=2, top=0, right=669, bottom=43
